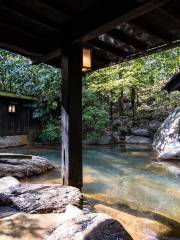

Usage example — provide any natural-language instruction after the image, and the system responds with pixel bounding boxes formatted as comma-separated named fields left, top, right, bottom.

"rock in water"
left=153, top=107, right=180, bottom=160
left=149, top=120, right=162, bottom=133
left=46, top=213, right=132, bottom=240
left=0, top=154, right=54, bottom=178
left=131, top=128, right=150, bottom=137
left=95, top=204, right=180, bottom=240
left=0, top=181, right=82, bottom=213
left=96, top=133, right=114, bottom=145
left=0, top=176, right=20, bottom=193
left=125, top=135, right=152, bottom=144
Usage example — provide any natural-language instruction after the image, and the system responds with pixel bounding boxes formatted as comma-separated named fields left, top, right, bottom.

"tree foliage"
left=0, top=47, right=179, bottom=142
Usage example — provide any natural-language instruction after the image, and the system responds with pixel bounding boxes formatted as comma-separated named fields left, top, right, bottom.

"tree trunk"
left=131, top=87, right=136, bottom=126
left=118, top=89, right=124, bottom=117
left=109, top=102, right=113, bottom=123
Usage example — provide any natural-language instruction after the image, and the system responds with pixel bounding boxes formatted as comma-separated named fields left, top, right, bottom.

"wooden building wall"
left=0, top=101, right=30, bottom=136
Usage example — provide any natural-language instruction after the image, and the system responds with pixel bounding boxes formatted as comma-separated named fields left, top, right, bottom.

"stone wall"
left=0, top=135, right=29, bottom=148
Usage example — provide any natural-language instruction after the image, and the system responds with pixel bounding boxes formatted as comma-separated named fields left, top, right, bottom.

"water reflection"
left=1, top=144, right=180, bottom=238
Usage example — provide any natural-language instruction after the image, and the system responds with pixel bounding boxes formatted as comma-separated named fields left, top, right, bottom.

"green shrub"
left=40, top=119, right=60, bottom=143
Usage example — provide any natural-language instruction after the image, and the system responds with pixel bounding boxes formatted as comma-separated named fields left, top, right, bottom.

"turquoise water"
left=2, top=144, right=180, bottom=238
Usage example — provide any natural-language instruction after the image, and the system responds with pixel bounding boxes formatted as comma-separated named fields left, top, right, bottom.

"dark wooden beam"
left=0, top=22, right=47, bottom=55
left=34, top=0, right=78, bottom=21
left=162, top=2, right=180, bottom=23
left=12, top=0, right=77, bottom=24
left=0, top=42, right=42, bottom=58
left=61, top=44, right=82, bottom=189
left=107, top=29, right=147, bottom=51
left=34, top=0, right=83, bottom=20
left=109, top=41, right=180, bottom=66
left=158, top=8, right=180, bottom=26
left=89, top=39, right=127, bottom=58
left=93, top=53, right=111, bottom=65
left=0, top=3, right=60, bottom=33
left=0, top=5, right=58, bottom=39
left=133, top=18, right=173, bottom=43
left=34, top=0, right=171, bottom=64
left=0, top=21, right=43, bottom=41
left=32, top=48, right=62, bottom=65
left=78, top=0, right=171, bottom=43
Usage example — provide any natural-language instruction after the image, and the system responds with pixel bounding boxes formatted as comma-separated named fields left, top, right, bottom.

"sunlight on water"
left=2, top=144, right=180, bottom=239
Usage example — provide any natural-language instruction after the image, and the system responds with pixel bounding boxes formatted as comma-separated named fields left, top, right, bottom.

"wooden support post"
left=61, top=44, right=82, bottom=190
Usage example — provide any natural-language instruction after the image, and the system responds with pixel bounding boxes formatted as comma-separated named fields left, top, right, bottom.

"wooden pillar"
left=61, top=44, right=82, bottom=190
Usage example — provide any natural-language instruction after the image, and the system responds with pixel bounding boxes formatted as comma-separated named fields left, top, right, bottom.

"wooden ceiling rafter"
left=12, top=0, right=78, bottom=23
left=89, top=39, right=128, bottom=58
left=132, top=18, right=173, bottom=44
left=32, top=0, right=171, bottom=66
left=78, top=0, right=171, bottom=43
left=0, top=3, right=61, bottom=33
left=107, top=29, right=147, bottom=51
left=0, top=0, right=179, bottom=70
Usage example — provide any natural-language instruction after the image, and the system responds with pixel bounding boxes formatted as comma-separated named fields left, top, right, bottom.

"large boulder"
left=131, top=128, right=150, bottom=137
left=0, top=135, right=29, bottom=148
left=0, top=154, right=54, bottom=178
left=0, top=205, right=132, bottom=240
left=0, top=205, right=84, bottom=240
left=0, top=177, right=82, bottom=214
left=96, top=133, right=114, bottom=145
left=46, top=213, right=132, bottom=240
left=95, top=204, right=180, bottom=240
left=125, top=135, right=152, bottom=144
left=153, top=107, right=180, bottom=160
left=0, top=176, right=20, bottom=194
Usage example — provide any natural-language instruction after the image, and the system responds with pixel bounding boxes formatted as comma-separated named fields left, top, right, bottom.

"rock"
left=149, top=120, right=162, bottom=133
left=158, top=142, right=180, bottom=160
left=0, top=206, right=19, bottom=218
left=0, top=154, right=54, bottom=179
left=0, top=135, right=29, bottom=148
left=0, top=205, right=83, bottom=240
left=46, top=212, right=132, bottom=240
left=153, top=107, right=180, bottom=160
left=145, top=161, right=180, bottom=177
left=0, top=180, right=82, bottom=214
left=0, top=176, right=20, bottom=193
left=125, top=135, right=152, bottom=144
left=131, top=128, right=150, bottom=137
left=95, top=204, right=180, bottom=240
left=113, top=119, right=122, bottom=126
left=96, top=133, right=114, bottom=145
left=0, top=212, right=65, bottom=240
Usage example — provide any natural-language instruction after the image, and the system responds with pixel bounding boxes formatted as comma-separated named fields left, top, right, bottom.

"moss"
left=0, top=91, right=37, bottom=101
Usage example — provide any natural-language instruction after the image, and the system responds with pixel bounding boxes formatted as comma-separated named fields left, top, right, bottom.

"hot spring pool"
left=1, top=144, right=180, bottom=239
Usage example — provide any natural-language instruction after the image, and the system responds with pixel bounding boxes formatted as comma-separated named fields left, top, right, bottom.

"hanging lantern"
left=82, top=48, right=92, bottom=72
left=8, top=105, right=16, bottom=113
left=12, top=105, right=16, bottom=113
left=8, top=105, right=12, bottom=113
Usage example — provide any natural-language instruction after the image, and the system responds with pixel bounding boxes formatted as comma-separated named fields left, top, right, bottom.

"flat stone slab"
left=0, top=212, right=65, bottom=240
left=0, top=153, right=32, bottom=159
left=0, top=177, right=82, bottom=214
left=46, top=212, right=132, bottom=240
left=0, top=205, right=132, bottom=240
left=95, top=204, right=180, bottom=240
left=0, top=154, right=54, bottom=179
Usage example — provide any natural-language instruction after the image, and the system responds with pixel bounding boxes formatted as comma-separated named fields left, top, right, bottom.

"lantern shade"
left=8, top=105, right=12, bottom=113
left=82, top=48, right=92, bottom=72
left=8, top=105, right=16, bottom=113
left=12, top=105, right=16, bottom=112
